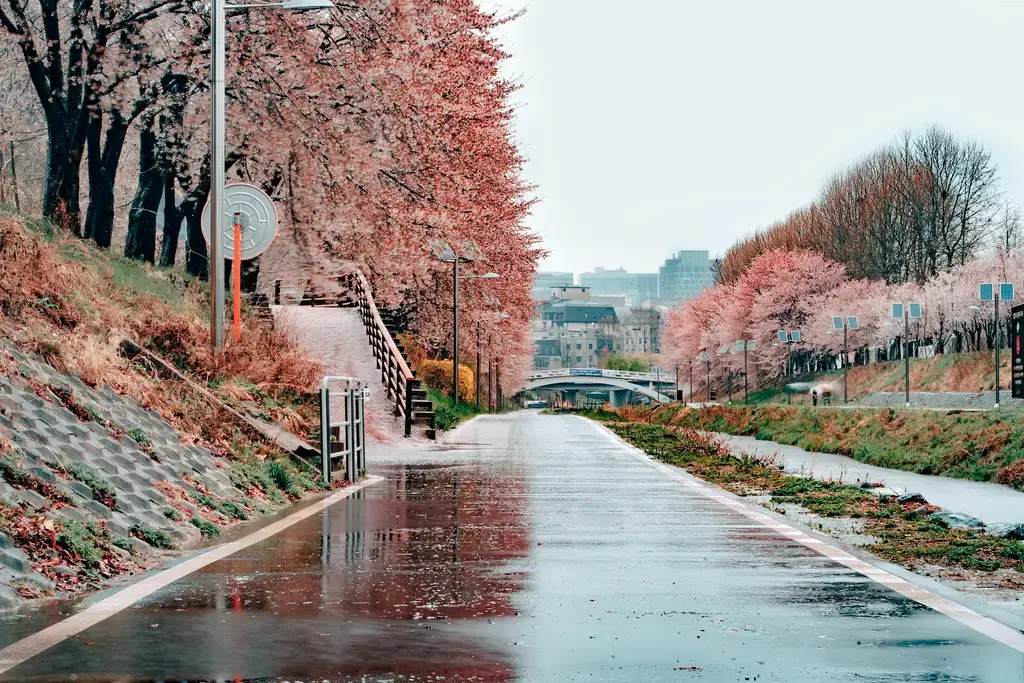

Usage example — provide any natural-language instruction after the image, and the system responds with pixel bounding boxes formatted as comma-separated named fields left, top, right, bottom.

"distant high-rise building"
left=658, top=250, right=715, bottom=302
left=532, top=271, right=574, bottom=300
left=579, top=267, right=659, bottom=305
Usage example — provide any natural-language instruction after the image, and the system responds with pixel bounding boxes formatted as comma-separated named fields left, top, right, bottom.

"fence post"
left=345, top=386, right=355, bottom=483
left=404, top=378, right=415, bottom=437
left=320, top=382, right=330, bottom=484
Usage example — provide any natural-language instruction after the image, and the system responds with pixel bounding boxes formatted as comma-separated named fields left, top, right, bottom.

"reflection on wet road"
left=2, top=412, right=1023, bottom=681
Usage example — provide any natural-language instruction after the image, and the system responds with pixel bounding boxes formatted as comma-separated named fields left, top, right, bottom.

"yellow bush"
left=419, top=359, right=475, bottom=402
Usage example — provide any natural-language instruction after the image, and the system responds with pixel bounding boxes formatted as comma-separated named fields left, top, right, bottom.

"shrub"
left=190, top=517, right=220, bottom=537
left=267, top=461, right=293, bottom=491
left=131, top=525, right=175, bottom=549
left=56, top=520, right=105, bottom=568
left=996, top=461, right=1024, bottom=490
left=418, top=359, right=474, bottom=403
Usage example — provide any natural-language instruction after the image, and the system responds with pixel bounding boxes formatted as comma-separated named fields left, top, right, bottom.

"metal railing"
left=339, top=271, right=424, bottom=437
left=319, top=376, right=366, bottom=483
left=528, top=368, right=675, bottom=383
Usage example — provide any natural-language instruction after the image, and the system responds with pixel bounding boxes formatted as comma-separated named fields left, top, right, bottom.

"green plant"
left=65, top=463, right=118, bottom=510
left=162, top=507, right=184, bottom=521
left=190, top=516, right=220, bottom=537
left=267, top=461, right=293, bottom=491
left=111, top=536, right=134, bottom=553
left=131, top=525, right=175, bottom=549
left=56, top=520, right=105, bottom=568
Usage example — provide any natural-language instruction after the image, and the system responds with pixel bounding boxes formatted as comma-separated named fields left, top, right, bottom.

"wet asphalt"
left=2, top=411, right=1023, bottom=681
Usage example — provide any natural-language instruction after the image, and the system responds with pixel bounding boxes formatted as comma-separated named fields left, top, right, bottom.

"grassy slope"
left=597, top=421, right=1024, bottom=578
left=0, top=211, right=331, bottom=592
left=749, top=351, right=1010, bottom=406
left=598, top=404, right=1024, bottom=490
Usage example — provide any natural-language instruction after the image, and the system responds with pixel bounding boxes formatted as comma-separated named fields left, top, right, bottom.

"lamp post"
left=430, top=239, right=493, bottom=405
left=979, top=283, right=1015, bottom=408
left=830, top=316, right=859, bottom=404
left=777, top=330, right=801, bottom=404
left=890, top=302, right=922, bottom=407
left=735, top=340, right=755, bottom=404
left=208, top=0, right=335, bottom=351
left=689, top=359, right=694, bottom=403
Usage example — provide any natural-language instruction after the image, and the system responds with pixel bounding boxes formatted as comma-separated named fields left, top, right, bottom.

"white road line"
left=0, top=475, right=384, bottom=674
left=580, top=417, right=1024, bottom=654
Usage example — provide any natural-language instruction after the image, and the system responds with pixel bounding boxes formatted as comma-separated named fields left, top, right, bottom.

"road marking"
left=581, top=417, right=1024, bottom=654
left=0, top=475, right=384, bottom=674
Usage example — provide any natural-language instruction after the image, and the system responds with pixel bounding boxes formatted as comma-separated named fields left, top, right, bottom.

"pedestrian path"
left=715, top=433, right=1024, bottom=525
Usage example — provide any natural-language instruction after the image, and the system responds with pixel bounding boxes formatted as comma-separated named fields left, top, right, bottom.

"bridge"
left=525, top=368, right=677, bottom=406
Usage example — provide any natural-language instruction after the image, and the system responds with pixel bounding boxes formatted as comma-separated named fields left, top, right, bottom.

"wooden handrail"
left=274, top=271, right=426, bottom=437
left=351, top=271, right=414, bottom=382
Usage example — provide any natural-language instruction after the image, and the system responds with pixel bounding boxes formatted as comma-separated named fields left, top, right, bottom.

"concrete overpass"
left=525, top=368, right=677, bottom=406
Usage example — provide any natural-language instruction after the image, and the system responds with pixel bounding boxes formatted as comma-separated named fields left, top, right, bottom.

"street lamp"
left=430, top=239, right=486, bottom=405
left=890, top=302, right=922, bottom=407
left=830, top=315, right=859, bottom=404
left=208, top=0, right=335, bottom=351
left=979, top=283, right=1015, bottom=408
left=735, top=339, right=755, bottom=404
left=478, top=311, right=508, bottom=410
left=777, top=330, right=801, bottom=404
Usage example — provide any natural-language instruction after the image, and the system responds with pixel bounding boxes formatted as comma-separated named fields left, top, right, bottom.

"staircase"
left=273, top=273, right=436, bottom=440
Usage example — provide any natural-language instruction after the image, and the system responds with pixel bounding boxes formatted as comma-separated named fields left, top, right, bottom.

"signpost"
left=201, top=183, right=278, bottom=343
left=980, top=283, right=1015, bottom=407
left=1012, top=304, right=1024, bottom=400
left=831, top=315, right=859, bottom=404
left=891, top=302, right=922, bottom=407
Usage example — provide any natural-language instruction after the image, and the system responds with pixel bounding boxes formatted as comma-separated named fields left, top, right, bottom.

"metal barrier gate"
left=319, top=376, right=366, bottom=483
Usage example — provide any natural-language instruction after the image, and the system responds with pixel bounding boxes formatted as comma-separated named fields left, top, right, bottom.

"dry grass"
left=0, top=213, right=323, bottom=454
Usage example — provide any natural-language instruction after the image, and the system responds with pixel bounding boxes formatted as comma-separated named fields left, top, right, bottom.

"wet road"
left=2, top=411, right=1023, bottom=681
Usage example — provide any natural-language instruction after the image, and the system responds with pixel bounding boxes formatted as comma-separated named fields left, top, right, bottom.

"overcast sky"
left=486, top=0, right=1024, bottom=275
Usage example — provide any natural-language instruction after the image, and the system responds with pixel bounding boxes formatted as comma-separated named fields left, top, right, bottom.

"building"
left=532, top=271, right=574, bottom=300
left=579, top=267, right=659, bottom=305
left=658, top=250, right=716, bottom=302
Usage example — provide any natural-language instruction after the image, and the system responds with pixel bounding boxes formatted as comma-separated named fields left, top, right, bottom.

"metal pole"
left=904, top=311, right=912, bottom=406
left=675, top=364, right=679, bottom=401
left=744, top=344, right=749, bottom=404
left=787, top=345, right=792, bottom=405
left=843, top=324, right=848, bottom=404
left=706, top=360, right=710, bottom=402
left=496, top=357, right=502, bottom=410
left=476, top=322, right=482, bottom=409
left=452, top=259, right=460, bottom=405
left=320, top=384, right=330, bottom=484
left=487, top=352, right=493, bottom=413
left=345, top=387, right=355, bottom=483
left=995, top=294, right=1001, bottom=408
left=689, top=360, right=693, bottom=403
left=209, top=0, right=226, bottom=352
left=232, top=213, right=242, bottom=343
left=9, top=141, right=19, bottom=212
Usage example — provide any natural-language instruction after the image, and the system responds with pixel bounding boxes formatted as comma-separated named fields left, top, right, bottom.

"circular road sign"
left=201, top=183, right=278, bottom=260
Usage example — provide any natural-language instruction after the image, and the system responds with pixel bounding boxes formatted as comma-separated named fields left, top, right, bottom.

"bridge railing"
left=528, top=368, right=674, bottom=383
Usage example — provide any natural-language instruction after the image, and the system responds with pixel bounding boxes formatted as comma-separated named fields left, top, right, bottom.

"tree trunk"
left=125, top=118, right=161, bottom=263
left=84, top=110, right=130, bottom=248
left=158, top=172, right=181, bottom=267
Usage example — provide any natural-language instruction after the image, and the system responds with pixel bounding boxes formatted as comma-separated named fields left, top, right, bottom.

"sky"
left=485, top=0, right=1024, bottom=275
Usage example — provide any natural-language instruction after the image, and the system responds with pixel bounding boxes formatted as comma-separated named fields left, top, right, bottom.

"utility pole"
left=9, top=141, right=19, bottom=211
left=476, top=322, right=482, bottom=410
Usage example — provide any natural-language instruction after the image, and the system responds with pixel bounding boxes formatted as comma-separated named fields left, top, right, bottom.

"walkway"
left=275, top=306, right=407, bottom=443
left=715, top=433, right=1024, bottom=525
left=0, top=412, right=1021, bottom=680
